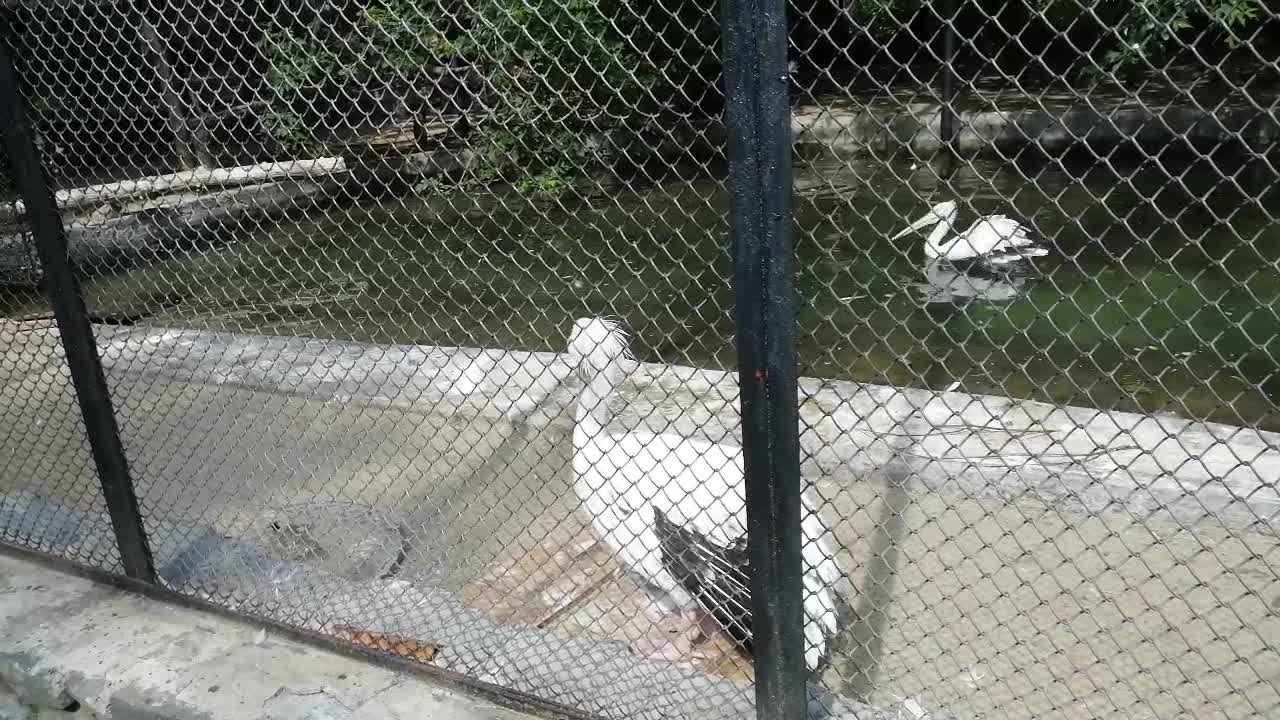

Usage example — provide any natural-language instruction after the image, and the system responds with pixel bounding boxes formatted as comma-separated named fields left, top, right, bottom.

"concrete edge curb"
left=0, top=493, right=954, bottom=720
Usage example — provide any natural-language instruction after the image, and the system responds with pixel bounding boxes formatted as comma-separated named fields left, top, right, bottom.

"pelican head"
left=891, top=200, right=959, bottom=240
left=567, top=316, right=633, bottom=378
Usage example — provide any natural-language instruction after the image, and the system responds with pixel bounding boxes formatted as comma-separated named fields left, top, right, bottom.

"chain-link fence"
left=2, top=0, right=1279, bottom=718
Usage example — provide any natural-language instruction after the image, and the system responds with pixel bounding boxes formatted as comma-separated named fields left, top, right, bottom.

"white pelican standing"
left=566, top=316, right=843, bottom=674
left=892, top=200, right=1047, bottom=264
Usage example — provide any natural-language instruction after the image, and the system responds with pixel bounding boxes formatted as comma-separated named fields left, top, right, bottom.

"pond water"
left=10, top=151, right=1280, bottom=430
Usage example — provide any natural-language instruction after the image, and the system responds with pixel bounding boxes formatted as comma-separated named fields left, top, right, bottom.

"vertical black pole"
left=939, top=0, right=957, bottom=145
left=138, top=11, right=197, bottom=171
left=0, top=26, right=157, bottom=583
left=721, top=0, right=804, bottom=715
left=938, top=0, right=959, bottom=179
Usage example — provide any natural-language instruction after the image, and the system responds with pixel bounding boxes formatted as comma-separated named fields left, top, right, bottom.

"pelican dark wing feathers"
left=653, top=506, right=754, bottom=652
left=566, top=316, right=843, bottom=673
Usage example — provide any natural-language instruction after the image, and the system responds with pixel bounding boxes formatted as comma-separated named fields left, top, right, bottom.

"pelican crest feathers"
left=568, top=316, right=634, bottom=372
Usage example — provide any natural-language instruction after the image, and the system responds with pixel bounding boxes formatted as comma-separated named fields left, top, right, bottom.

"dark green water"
left=11, top=152, right=1280, bottom=429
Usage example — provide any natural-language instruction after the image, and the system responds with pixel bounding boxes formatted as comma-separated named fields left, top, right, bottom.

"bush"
left=260, top=0, right=719, bottom=174
left=473, top=0, right=709, bottom=159
left=260, top=0, right=465, bottom=154
left=804, top=0, right=1264, bottom=77
left=258, top=0, right=1265, bottom=172
left=1088, top=0, right=1262, bottom=72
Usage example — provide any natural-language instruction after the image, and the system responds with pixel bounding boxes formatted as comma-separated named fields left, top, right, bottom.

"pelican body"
left=566, top=316, right=843, bottom=675
left=893, top=200, right=1046, bottom=263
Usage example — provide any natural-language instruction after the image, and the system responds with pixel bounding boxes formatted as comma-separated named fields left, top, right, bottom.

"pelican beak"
left=890, top=210, right=941, bottom=240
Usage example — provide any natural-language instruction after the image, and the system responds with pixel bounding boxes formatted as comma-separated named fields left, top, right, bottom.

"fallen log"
left=1, top=157, right=347, bottom=222
left=0, top=178, right=340, bottom=286
left=0, top=147, right=481, bottom=287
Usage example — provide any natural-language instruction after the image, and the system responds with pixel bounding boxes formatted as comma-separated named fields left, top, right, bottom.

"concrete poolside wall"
left=1, top=323, right=960, bottom=720
left=3, top=322, right=1277, bottom=720
left=92, top=325, right=1280, bottom=533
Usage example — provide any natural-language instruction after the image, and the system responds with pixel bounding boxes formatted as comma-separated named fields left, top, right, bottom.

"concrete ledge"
left=0, top=497, right=921, bottom=720
left=791, top=101, right=1280, bottom=155
left=90, top=325, right=1280, bottom=532
left=6, top=324, right=1272, bottom=720
left=661, top=95, right=1280, bottom=158
left=0, top=552, right=554, bottom=720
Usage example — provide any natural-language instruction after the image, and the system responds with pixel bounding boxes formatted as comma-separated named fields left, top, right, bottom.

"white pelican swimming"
left=892, top=200, right=1047, bottom=264
left=566, top=316, right=843, bottom=674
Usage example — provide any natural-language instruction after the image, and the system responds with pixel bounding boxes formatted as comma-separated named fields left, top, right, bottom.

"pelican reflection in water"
left=915, top=258, right=1037, bottom=306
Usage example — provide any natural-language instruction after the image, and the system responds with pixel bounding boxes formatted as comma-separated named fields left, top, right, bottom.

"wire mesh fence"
left=2, top=0, right=1279, bottom=718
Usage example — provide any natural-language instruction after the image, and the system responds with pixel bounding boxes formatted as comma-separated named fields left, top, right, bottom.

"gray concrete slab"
left=0, top=321, right=119, bottom=573
left=86, top=324, right=1280, bottom=531
left=0, top=552, right=558, bottom=720
left=1, top=323, right=1277, bottom=720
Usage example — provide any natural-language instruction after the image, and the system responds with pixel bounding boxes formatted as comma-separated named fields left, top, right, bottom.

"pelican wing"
left=964, top=215, right=1036, bottom=254
left=653, top=506, right=753, bottom=648
left=573, top=422, right=843, bottom=671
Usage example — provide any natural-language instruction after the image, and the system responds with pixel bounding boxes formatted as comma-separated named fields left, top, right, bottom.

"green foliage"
left=468, top=0, right=623, bottom=168
left=514, top=167, right=572, bottom=197
left=1077, top=0, right=1262, bottom=74
left=258, top=0, right=1266, bottom=169
left=261, top=107, right=312, bottom=156
left=845, top=0, right=917, bottom=37
left=262, top=0, right=464, bottom=156
left=467, top=0, right=719, bottom=173
left=260, top=0, right=718, bottom=172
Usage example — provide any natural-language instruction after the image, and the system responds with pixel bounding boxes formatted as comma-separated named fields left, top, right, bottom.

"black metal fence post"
left=720, top=0, right=805, bottom=715
left=0, top=28, right=157, bottom=583
left=940, top=0, right=958, bottom=146
left=937, top=0, right=960, bottom=181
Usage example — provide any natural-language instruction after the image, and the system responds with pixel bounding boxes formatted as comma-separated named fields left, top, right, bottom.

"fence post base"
left=0, top=25, right=157, bottom=584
